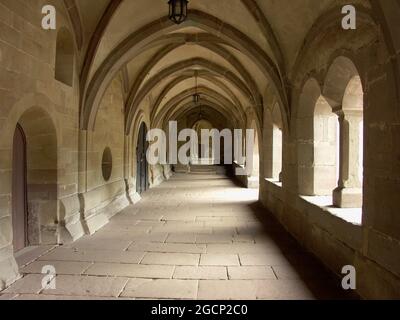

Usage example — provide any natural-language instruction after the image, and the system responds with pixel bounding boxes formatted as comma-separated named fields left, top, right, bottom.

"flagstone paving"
left=0, top=173, right=355, bottom=300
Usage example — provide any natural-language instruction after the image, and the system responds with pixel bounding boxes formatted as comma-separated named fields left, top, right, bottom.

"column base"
left=247, top=176, right=259, bottom=189
left=0, top=245, right=20, bottom=290
left=333, top=187, right=362, bottom=208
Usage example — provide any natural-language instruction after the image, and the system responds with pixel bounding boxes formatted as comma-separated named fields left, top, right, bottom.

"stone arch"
left=343, top=76, right=364, bottom=111
left=55, top=27, right=75, bottom=86
left=323, top=56, right=364, bottom=110
left=79, top=0, right=122, bottom=96
left=0, top=95, right=60, bottom=274
left=149, top=80, right=243, bottom=129
left=149, top=72, right=244, bottom=123
left=126, top=41, right=259, bottom=114
left=164, top=100, right=237, bottom=133
left=81, top=11, right=286, bottom=131
left=163, top=101, right=238, bottom=169
left=371, top=0, right=400, bottom=104
left=192, top=119, right=214, bottom=164
left=18, top=107, right=59, bottom=245
left=324, top=56, right=364, bottom=208
left=152, top=87, right=245, bottom=131
left=247, top=118, right=261, bottom=188
left=136, top=122, right=149, bottom=194
left=0, top=93, right=60, bottom=174
left=126, top=58, right=255, bottom=131
left=130, top=110, right=149, bottom=180
left=16, top=107, right=58, bottom=245
left=292, top=5, right=378, bottom=84
left=297, top=78, right=320, bottom=194
left=297, top=78, right=338, bottom=196
left=172, top=105, right=234, bottom=168
left=62, top=0, right=84, bottom=50
left=263, top=103, right=283, bottom=181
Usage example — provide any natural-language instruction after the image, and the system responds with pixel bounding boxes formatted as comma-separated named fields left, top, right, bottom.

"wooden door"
left=12, top=124, right=28, bottom=252
left=136, top=123, right=148, bottom=194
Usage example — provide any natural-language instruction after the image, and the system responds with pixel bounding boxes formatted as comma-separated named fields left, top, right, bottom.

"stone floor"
left=0, top=173, right=355, bottom=300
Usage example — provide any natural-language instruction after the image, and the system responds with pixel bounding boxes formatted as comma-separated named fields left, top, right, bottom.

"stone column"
left=272, top=127, right=283, bottom=181
left=78, top=129, right=88, bottom=194
left=333, top=110, right=363, bottom=208
left=247, top=132, right=260, bottom=189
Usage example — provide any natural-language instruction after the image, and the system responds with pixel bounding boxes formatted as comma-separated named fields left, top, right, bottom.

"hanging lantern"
left=198, top=105, right=203, bottom=120
left=193, top=71, right=200, bottom=105
left=193, top=93, right=200, bottom=104
left=168, top=0, right=188, bottom=25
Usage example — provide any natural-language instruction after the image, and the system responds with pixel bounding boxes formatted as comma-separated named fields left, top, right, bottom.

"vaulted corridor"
left=1, top=0, right=400, bottom=301
left=1, top=173, right=352, bottom=300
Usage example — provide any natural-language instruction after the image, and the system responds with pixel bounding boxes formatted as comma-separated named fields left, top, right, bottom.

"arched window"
left=313, top=96, right=338, bottom=195
left=55, top=28, right=74, bottom=86
left=324, top=57, right=364, bottom=208
left=252, top=127, right=260, bottom=178
left=297, top=79, right=338, bottom=196
left=244, top=119, right=260, bottom=189
left=264, top=103, right=283, bottom=182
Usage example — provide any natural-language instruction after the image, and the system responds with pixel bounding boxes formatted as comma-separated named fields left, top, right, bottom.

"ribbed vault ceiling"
left=75, top=0, right=372, bottom=132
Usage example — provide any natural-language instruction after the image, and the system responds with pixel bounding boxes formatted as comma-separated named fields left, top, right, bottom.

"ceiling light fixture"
left=193, top=71, right=200, bottom=105
left=193, top=71, right=202, bottom=120
left=168, top=0, right=189, bottom=25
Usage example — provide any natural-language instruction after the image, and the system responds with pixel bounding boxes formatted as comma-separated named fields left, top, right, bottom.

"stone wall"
left=258, top=2, right=400, bottom=299
left=1, top=0, right=399, bottom=299
left=0, top=0, right=170, bottom=288
left=79, top=76, right=129, bottom=234
left=0, top=0, right=80, bottom=288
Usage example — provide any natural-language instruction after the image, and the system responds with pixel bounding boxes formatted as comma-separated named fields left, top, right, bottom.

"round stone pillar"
left=333, top=110, right=363, bottom=208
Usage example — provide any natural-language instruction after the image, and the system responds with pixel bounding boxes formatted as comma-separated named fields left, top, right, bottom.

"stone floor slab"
left=196, top=234, right=233, bottom=244
left=255, top=279, right=317, bottom=300
left=129, top=242, right=206, bottom=254
left=141, top=253, right=200, bottom=266
left=271, top=263, right=332, bottom=280
left=2, top=173, right=354, bottom=300
left=67, top=239, right=132, bottom=251
left=39, top=247, right=145, bottom=264
left=15, top=246, right=56, bottom=267
left=41, top=275, right=128, bottom=298
left=207, top=244, right=273, bottom=254
left=166, top=234, right=197, bottom=244
left=13, top=294, right=129, bottom=300
left=0, top=293, right=18, bottom=300
left=198, top=280, right=257, bottom=300
left=121, top=279, right=198, bottom=299
left=4, top=274, right=46, bottom=294
left=239, top=253, right=293, bottom=266
left=173, top=266, right=228, bottom=280
left=200, top=254, right=240, bottom=266
left=228, top=266, right=276, bottom=280
left=21, top=261, right=92, bottom=275
left=84, top=263, right=174, bottom=279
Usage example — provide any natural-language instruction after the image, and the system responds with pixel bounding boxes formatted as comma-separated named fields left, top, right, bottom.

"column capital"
left=333, top=107, right=363, bottom=118
left=342, top=109, right=363, bottom=117
left=332, top=105, right=343, bottom=115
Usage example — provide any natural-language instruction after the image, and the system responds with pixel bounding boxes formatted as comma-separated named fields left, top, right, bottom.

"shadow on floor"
left=246, top=200, right=359, bottom=300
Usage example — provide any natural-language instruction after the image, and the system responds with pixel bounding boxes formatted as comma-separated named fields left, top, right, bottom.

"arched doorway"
left=136, top=123, right=148, bottom=194
left=12, top=124, right=28, bottom=252
left=13, top=107, right=59, bottom=246
left=192, top=119, right=214, bottom=165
